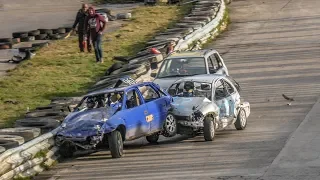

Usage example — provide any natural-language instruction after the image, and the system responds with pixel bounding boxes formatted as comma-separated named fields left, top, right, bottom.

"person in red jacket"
left=84, top=7, right=107, bottom=63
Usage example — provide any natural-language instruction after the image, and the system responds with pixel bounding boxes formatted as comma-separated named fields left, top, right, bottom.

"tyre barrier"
left=25, top=109, right=68, bottom=118
left=12, top=32, right=28, bottom=39
left=0, top=135, right=24, bottom=145
left=32, top=42, right=49, bottom=48
left=12, top=38, right=20, bottom=44
left=28, top=30, right=41, bottom=36
left=35, top=34, right=49, bottom=40
left=0, top=146, right=4, bottom=154
left=0, top=38, right=12, bottom=43
left=116, top=12, right=132, bottom=19
left=38, top=29, right=53, bottom=35
left=0, top=140, right=19, bottom=150
left=15, top=117, right=61, bottom=134
left=50, top=96, right=83, bottom=105
left=52, top=28, right=66, bottom=34
left=21, top=36, right=35, bottom=42
left=0, top=127, right=41, bottom=142
left=0, top=43, right=12, bottom=50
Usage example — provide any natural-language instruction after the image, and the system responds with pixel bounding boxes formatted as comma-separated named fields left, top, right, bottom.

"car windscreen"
left=167, top=81, right=212, bottom=100
left=157, top=57, right=206, bottom=78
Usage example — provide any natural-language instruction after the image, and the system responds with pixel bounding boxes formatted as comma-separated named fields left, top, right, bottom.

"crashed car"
left=55, top=82, right=177, bottom=158
left=167, top=74, right=250, bottom=141
left=152, top=49, right=229, bottom=91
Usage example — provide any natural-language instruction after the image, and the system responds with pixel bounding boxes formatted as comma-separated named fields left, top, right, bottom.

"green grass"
left=0, top=4, right=192, bottom=127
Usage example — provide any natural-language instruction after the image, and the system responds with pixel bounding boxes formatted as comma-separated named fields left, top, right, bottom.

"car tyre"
left=235, top=108, right=247, bottom=130
left=59, top=141, right=76, bottom=158
left=203, top=116, right=215, bottom=141
left=162, top=113, right=177, bottom=137
left=108, top=130, right=123, bottom=158
left=146, top=133, right=159, bottom=144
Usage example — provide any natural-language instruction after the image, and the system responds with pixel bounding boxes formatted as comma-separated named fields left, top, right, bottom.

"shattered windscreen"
left=168, top=81, right=212, bottom=100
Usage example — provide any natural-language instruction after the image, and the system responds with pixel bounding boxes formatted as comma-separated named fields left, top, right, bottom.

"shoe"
left=100, top=58, right=104, bottom=63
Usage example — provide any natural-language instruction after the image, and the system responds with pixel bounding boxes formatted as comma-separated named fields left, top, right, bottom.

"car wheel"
left=203, top=116, right=215, bottom=141
left=107, top=130, right=123, bottom=158
left=162, top=113, right=177, bottom=137
left=59, top=141, right=76, bottom=158
left=146, top=133, right=159, bottom=144
left=235, top=108, right=247, bottom=130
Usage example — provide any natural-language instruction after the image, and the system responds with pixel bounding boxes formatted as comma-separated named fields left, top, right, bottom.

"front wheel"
left=146, top=133, right=159, bottom=144
left=203, top=116, right=215, bottom=141
left=235, top=108, right=247, bottom=130
left=59, top=141, right=76, bottom=158
left=107, top=130, right=124, bottom=158
left=162, top=113, right=177, bottom=137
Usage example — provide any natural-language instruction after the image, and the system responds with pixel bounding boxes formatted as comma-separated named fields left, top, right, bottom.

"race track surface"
left=36, top=0, right=320, bottom=179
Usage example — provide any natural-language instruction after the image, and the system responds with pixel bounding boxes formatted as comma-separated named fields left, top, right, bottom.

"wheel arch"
left=116, top=124, right=126, bottom=141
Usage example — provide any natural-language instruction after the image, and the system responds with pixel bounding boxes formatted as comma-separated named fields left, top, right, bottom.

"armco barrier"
left=174, top=0, right=226, bottom=51
left=0, top=0, right=229, bottom=179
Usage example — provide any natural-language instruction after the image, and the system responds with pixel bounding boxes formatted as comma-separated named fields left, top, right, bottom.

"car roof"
left=86, top=82, right=154, bottom=97
left=169, top=49, right=218, bottom=58
left=173, top=74, right=226, bottom=84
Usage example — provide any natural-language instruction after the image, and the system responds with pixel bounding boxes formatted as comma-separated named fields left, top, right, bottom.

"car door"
left=214, top=79, right=231, bottom=118
left=120, top=88, right=150, bottom=139
left=222, top=78, right=240, bottom=118
left=137, top=84, right=168, bottom=132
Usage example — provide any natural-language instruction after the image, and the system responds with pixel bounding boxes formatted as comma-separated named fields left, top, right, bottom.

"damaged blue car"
left=55, top=82, right=177, bottom=158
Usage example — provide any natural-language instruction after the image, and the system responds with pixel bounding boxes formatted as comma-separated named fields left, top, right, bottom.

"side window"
left=208, top=55, right=217, bottom=74
left=214, top=80, right=228, bottom=100
left=126, top=90, right=141, bottom=109
left=138, top=85, right=160, bottom=102
left=214, top=53, right=223, bottom=68
left=223, top=80, right=235, bottom=94
left=168, top=83, right=179, bottom=96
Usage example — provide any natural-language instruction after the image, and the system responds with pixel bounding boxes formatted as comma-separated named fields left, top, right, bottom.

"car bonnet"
left=171, top=97, right=211, bottom=116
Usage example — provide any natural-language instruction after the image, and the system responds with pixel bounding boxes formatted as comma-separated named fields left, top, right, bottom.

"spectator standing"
left=84, top=7, right=107, bottom=63
left=72, top=3, right=92, bottom=53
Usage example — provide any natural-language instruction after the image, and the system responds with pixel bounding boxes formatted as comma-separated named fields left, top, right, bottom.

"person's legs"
left=97, top=34, right=103, bottom=62
left=87, top=31, right=92, bottom=53
left=92, top=37, right=100, bottom=62
left=78, top=32, right=84, bottom=52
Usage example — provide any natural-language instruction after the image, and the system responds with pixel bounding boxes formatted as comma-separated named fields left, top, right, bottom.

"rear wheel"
left=146, top=133, right=159, bottom=144
left=235, top=108, right=247, bottom=130
left=203, top=116, right=215, bottom=141
left=108, top=130, right=123, bottom=158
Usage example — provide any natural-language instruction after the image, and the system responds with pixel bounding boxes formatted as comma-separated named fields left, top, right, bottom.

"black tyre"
left=162, top=113, right=177, bottom=137
left=32, top=42, right=49, bottom=48
left=235, top=108, right=247, bottom=130
left=0, top=43, right=12, bottom=49
left=105, top=62, right=124, bottom=76
left=53, top=28, right=66, bottom=34
left=28, top=30, right=40, bottom=36
left=15, top=117, right=61, bottom=134
left=108, top=130, right=123, bottom=158
left=49, top=34, right=63, bottom=40
left=203, top=116, right=215, bottom=141
left=35, top=34, right=48, bottom=40
left=64, top=27, right=73, bottom=33
left=0, top=127, right=41, bottom=141
left=59, top=141, right=76, bottom=158
left=21, top=36, right=35, bottom=42
left=0, top=139, right=19, bottom=149
left=146, top=133, right=159, bottom=144
left=0, top=135, right=24, bottom=145
left=12, top=38, right=20, bottom=44
left=110, top=64, right=148, bottom=76
left=12, top=32, right=28, bottom=38
left=25, top=109, right=68, bottom=118
left=0, top=38, right=12, bottom=43
left=38, top=29, right=53, bottom=35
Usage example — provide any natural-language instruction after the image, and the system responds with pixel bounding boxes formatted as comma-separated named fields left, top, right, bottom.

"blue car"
left=55, top=82, right=177, bottom=158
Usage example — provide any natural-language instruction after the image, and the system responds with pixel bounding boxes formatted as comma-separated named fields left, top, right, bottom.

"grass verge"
left=0, top=4, right=192, bottom=127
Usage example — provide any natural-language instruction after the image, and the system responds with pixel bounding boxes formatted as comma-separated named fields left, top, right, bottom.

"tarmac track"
left=36, top=0, right=320, bottom=179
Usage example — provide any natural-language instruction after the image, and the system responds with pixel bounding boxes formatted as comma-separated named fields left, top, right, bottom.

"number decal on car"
left=146, top=114, right=154, bottom=122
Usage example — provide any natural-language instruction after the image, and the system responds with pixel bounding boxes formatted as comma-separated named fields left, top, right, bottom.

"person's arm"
left=98, top=14, right=107, bottom=34
left=72, top=11, right=80, bottom=29
left=83, top=16, right=89, bottom=36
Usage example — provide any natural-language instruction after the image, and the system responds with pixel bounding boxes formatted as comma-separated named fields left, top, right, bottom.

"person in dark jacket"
left=84, top=6, right=107, bottom=63
left=72, top=3, right=92, bottom=52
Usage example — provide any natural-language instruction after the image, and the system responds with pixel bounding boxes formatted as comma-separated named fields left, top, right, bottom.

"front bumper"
left=177, top=120, right=203, bottom=128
